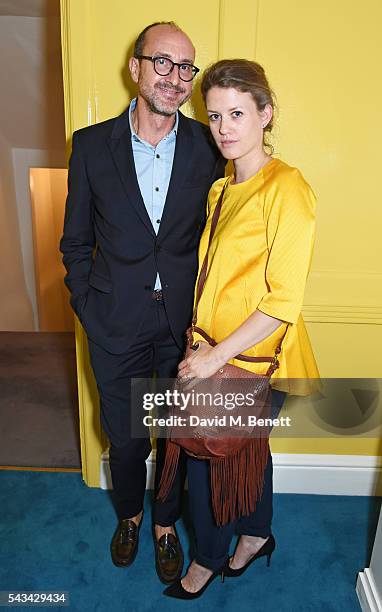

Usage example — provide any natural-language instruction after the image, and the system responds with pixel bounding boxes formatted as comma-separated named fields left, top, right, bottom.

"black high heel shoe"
left=163, top=563, right=225, bottom=600
left=224, top=534, right=275, bottom=578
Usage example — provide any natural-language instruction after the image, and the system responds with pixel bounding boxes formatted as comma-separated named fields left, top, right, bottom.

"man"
left=60, top=21, right=225, bottom=583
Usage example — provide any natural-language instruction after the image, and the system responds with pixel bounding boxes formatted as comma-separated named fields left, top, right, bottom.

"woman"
left=164, top=59, right=319, bottom=599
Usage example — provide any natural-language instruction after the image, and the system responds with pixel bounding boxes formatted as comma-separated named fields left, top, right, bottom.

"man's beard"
left=139, top=80, right=191, bottom=116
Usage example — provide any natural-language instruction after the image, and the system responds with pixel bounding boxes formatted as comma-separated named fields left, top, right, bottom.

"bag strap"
left=190, top=179, right=288, bottom=375
left=192, top=179, right=229, bottom=327
left=192, top=325, right=287, bottom=376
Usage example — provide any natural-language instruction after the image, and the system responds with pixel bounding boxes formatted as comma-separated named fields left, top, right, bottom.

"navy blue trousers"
left=187, top=389, right=286, bottom=571
left=88, top=299, right=186, bottom=524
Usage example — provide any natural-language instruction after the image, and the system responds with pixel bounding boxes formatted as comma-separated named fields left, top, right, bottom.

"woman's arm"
left=178, top=309, right=283, bottom=380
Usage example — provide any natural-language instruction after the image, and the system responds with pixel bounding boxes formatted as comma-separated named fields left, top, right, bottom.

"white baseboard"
left=356, top=568, right=382, bottom=612
left=272, top=453, right=382, bottom=496
left=100, top=451, right=382, bottom=496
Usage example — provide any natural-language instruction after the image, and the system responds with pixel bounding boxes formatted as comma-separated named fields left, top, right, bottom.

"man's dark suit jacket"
left=60, top=106, right=225, bottom=354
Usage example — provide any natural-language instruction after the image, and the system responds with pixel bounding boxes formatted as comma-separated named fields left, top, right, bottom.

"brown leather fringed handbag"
left=158, top=180, right=287, bottom=526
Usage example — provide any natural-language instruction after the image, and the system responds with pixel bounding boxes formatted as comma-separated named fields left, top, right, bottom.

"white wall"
left=12, top=148, right=67, bottom=329
left=0, top=3, right=66, bottom=330
left=0, top=131, right=33, bottom=329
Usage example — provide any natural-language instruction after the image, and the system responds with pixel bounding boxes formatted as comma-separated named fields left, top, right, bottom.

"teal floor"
left=0, top=471, right=379, bottom=611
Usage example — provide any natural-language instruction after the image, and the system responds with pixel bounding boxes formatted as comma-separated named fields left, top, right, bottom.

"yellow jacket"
left=193, top=158, right=319, bottom=395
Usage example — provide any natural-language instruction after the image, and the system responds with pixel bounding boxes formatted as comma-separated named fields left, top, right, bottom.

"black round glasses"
left=135, top=55, right=200, bottom=82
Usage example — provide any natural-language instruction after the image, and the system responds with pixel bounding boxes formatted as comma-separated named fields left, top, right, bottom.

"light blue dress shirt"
left=129, top=98, right=178, bottom=291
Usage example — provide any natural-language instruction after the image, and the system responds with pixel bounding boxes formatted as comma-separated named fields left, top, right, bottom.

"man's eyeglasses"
left=135, top=55, right=200, bottom=82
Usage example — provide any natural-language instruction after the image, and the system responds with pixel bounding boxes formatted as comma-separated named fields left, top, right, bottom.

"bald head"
left=134, top=21, right=194, bottom=59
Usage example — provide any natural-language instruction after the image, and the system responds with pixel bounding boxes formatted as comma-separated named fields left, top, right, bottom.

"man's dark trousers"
left=88, top=296, right=186, bottom=523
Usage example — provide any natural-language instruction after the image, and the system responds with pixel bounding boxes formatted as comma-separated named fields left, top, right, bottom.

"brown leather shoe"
left=111, top=518, right=140, bottom=567
left=153, top=526, right=184, bottom=584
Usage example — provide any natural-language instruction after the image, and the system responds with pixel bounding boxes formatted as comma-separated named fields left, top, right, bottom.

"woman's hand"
left=177, top=341, right=225, bottom=383
left=177, top=310, right=284, bottom=385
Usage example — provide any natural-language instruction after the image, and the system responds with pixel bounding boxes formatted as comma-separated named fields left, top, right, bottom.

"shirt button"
left=156, top=219, right=161, bottom=224
left=155, top=187, right=159, bottom=192
left=156, top=154, right=160, bottom=159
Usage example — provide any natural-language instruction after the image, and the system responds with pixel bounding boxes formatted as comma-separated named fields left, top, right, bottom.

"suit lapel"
left=157, top=113, right=194, bottom=238
left=108, top=106, right=155, bottom=236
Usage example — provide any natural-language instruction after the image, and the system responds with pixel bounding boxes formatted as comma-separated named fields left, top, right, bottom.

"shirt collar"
left=129, top=98, right=178, bottom=143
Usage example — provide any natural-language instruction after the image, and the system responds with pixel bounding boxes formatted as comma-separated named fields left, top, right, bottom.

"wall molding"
left=356, top=568, right=381, bottom=612
left=100, top=451, right=382, bottom=496
left=302, top=305, right=382, bottom=325
left=302, top=270, right=382, bottom=324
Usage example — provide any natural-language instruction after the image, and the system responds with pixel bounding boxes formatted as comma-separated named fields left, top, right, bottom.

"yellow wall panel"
left=252, top=0, right=382, bottom=456
left=217, top=0, right=259, bottom=58
left=255, top=0, right=382, bottom=284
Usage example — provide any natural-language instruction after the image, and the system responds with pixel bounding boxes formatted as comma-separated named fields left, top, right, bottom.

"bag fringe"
left=157, top=441, right=180, bottom=501
left=158, top=436, right=269, bottom=527
left=210, top=437, right=269, bottom=526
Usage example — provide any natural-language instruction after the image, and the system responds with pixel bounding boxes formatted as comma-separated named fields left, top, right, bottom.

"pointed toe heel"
left=224, top=534, right=275, bottom=578
left=163, top=567, right=224, bottom=600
